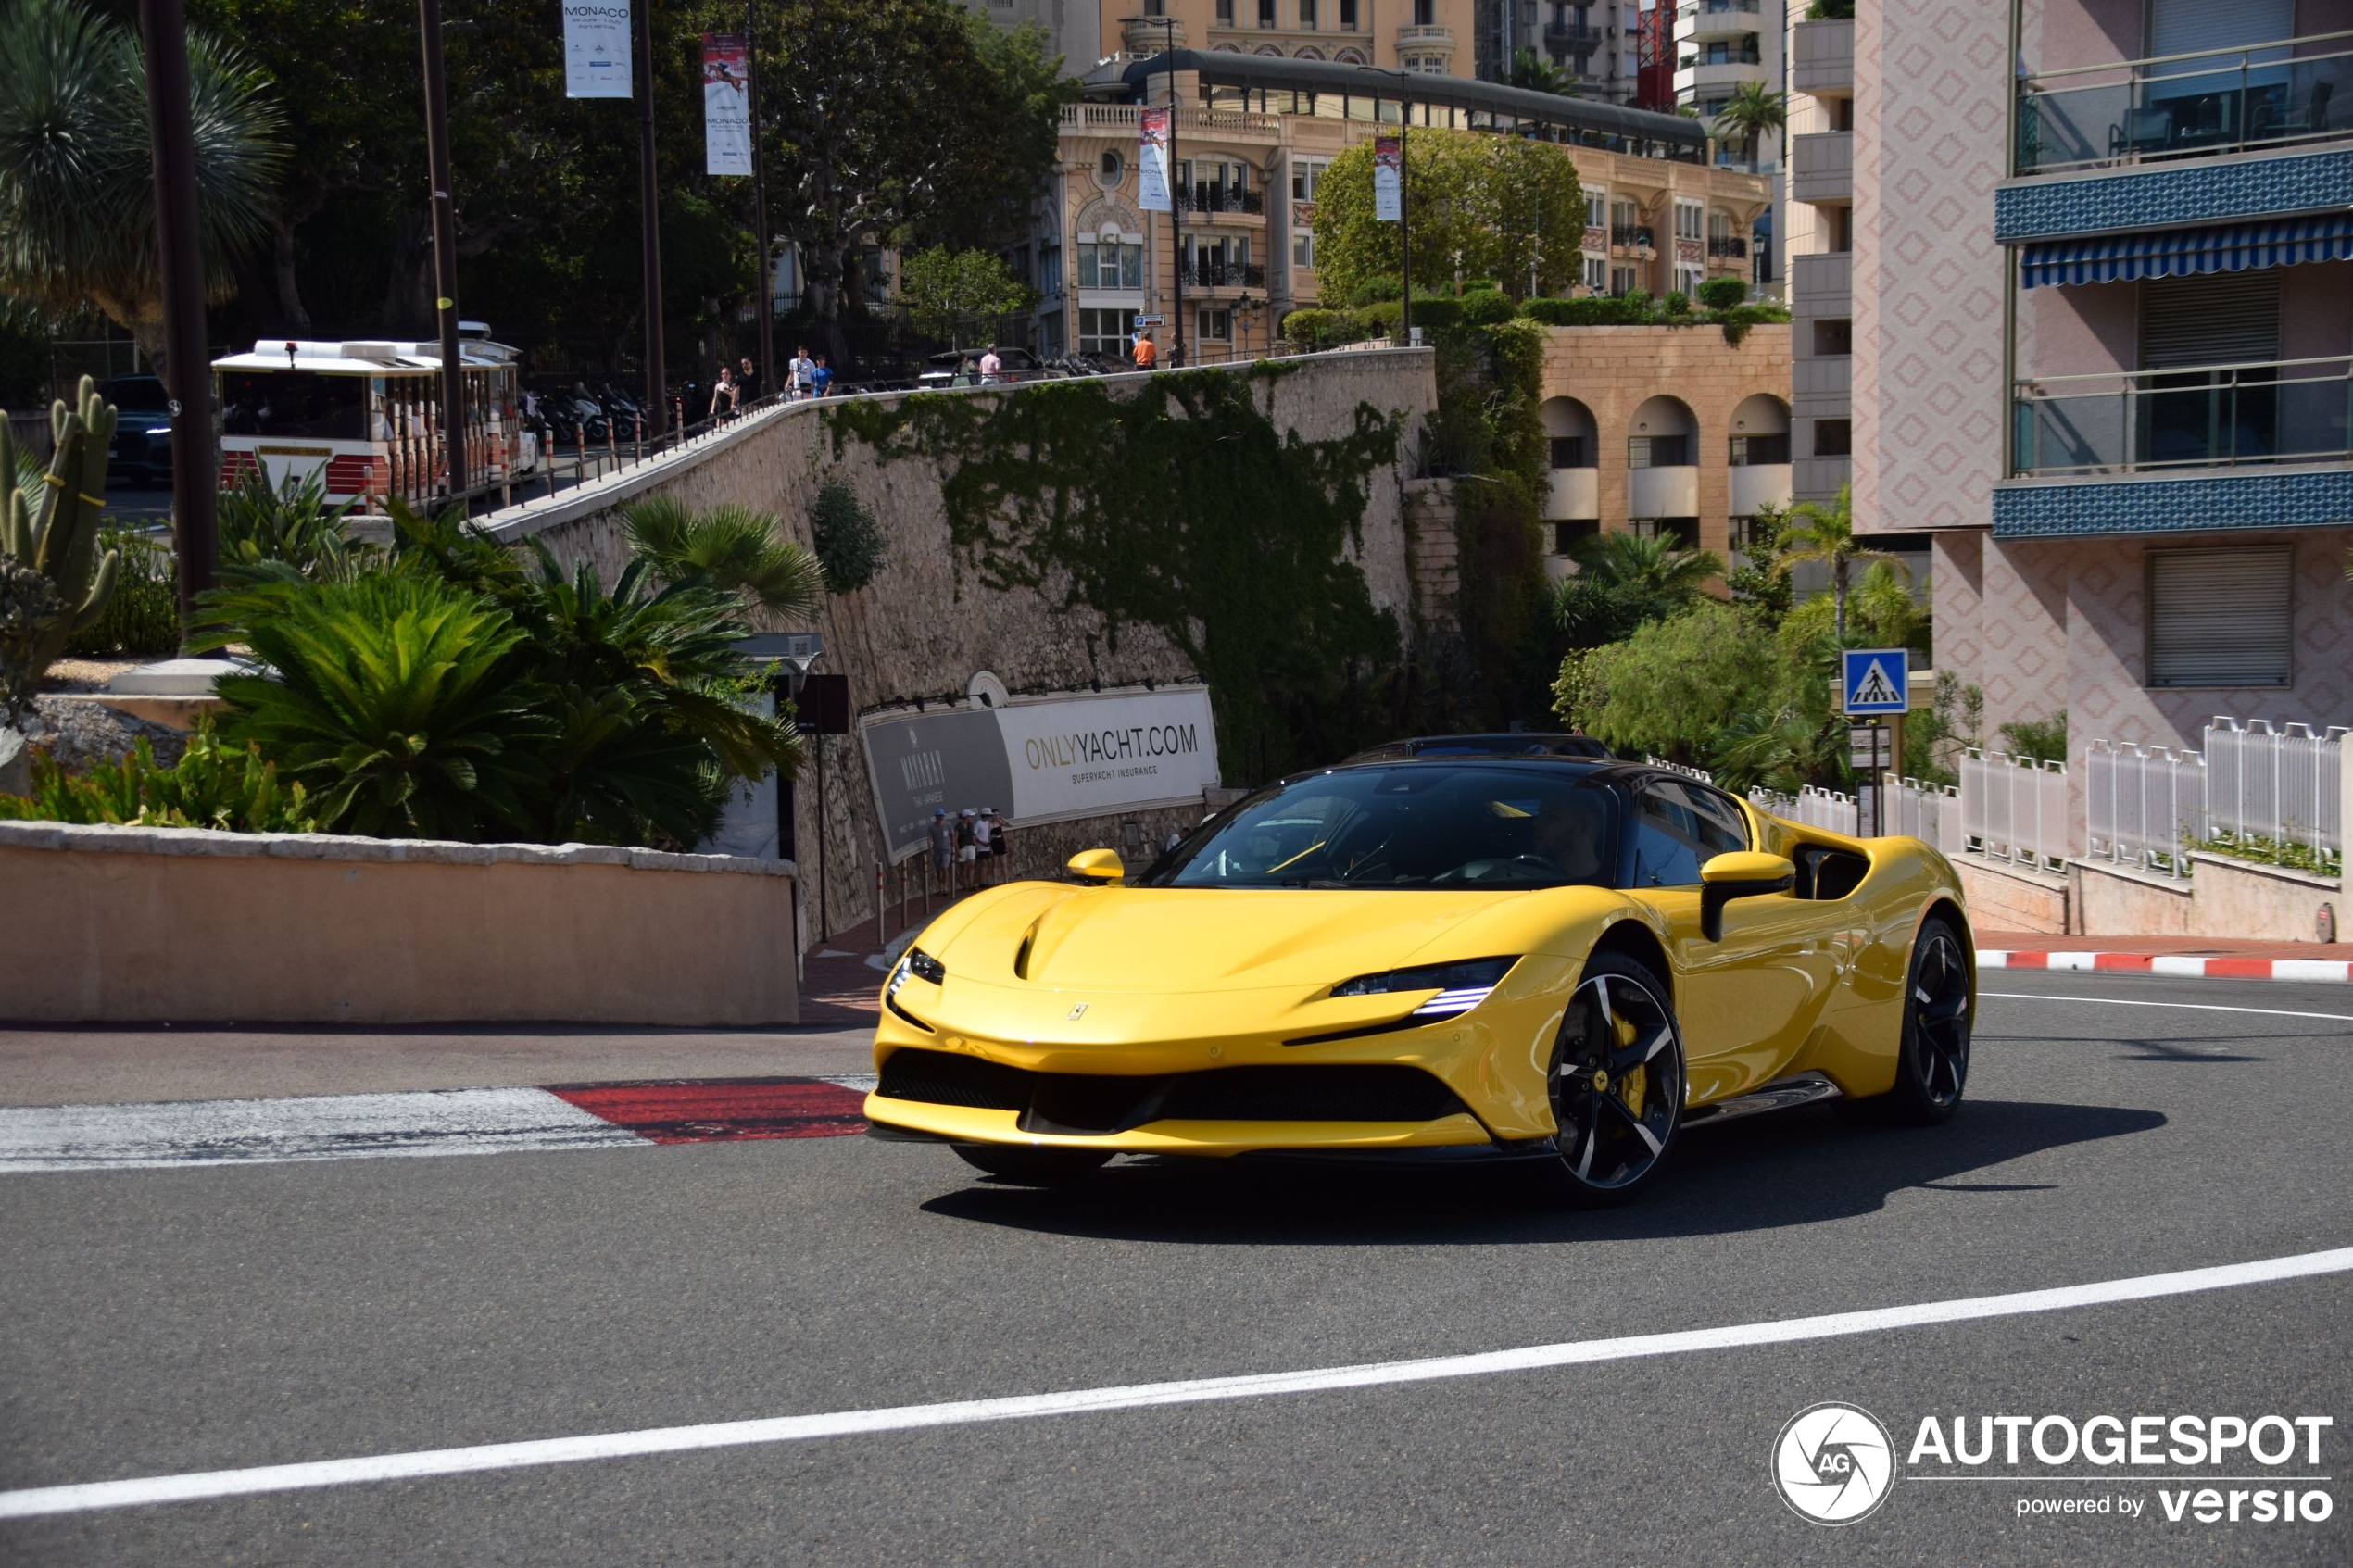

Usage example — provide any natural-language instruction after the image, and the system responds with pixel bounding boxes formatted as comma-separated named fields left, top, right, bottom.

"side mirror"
left=1698, top=851, right=1795, bottom=941
left=1066, top=848, right=1126, bottom=884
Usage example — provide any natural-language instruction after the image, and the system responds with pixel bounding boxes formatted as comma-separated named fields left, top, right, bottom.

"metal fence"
left=1748, top=784, right=1861, bottom=835
left=2084, top=738, right=2205, bottom=877
left=1959, top=748, right=2074, bottom=872
left=2201, top=716, right=2346, bottom=862
left=1884, top=778, right=1959, bottom=852
left=1643, top=756, right=1718, bottom=784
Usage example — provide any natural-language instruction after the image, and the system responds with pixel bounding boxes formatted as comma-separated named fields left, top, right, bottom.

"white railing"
left=1884, top=777, right=1959, bottom=853
left=1959, top=748, right=2073, bottom=872
left=1749, top=784, right=1860, bottom=836
left=1644, top=755, right=1718, bottom=784
left=2203, top=717, right=2346, bottom=862
left=2085, top=738, right=2205, bottom=877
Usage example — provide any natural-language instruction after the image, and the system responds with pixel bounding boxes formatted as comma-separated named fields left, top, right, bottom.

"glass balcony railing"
left=2010, top=355, right=2353, bottom=476
left=2015, top=31, right=2350, bottom=175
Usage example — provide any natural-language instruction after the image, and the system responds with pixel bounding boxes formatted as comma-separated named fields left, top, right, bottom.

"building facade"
left=1848, top=0, right=2352, bottom=762
left=1676, top=0, right=1788, bottom=290
left=1027, top=53, right=1769, bottom=361
left=1090, top=0, right=1478, bottom=72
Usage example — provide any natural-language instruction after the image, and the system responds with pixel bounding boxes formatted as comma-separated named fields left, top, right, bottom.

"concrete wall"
left=2072, top=855, right=2341, bottom=943
left=0, top=822, right=799, bottom=1025
left=484, top=351, right=1440, bottom=943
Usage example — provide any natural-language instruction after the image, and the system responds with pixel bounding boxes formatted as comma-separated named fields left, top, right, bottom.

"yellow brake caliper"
left=1613, top=1012, right=1645, bottom=1117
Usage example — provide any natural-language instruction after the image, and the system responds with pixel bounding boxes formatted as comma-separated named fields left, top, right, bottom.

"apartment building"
left=1483, top=0, right=1642, bottom=100
left=1676, top=0, right=1786, bottom=288
left=1782, top=5, right=1850, bottom=508
left=1028, top=52, right=1768, bottom=361
left=1848, top=0, right=2352, bottom=762
left=1088, top=0, right=1478, bottom=71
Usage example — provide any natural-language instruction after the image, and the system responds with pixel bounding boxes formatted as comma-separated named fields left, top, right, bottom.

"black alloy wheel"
left=1888, top=916, right=1971, bottom=1123
left=952, top=1144, right=1114, bottom=1185
left=1530, top=952, right=1684, bottom=1208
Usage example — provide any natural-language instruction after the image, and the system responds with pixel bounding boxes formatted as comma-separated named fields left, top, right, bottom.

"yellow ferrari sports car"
left=864, top=740, right=1974, bottom=1205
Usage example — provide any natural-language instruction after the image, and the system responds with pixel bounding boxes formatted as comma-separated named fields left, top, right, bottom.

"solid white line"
left=5, top=1246, right=2350, bottom=1521
left=1909, top=1476, right=2331, bottom=1483
left=1982, top=991, right=2353, bottom=1023
left=0, top=1088, right=646, bottom=1173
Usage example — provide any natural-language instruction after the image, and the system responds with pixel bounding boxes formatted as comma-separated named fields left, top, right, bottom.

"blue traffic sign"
left=1843, top=648, right=1909, bottom=715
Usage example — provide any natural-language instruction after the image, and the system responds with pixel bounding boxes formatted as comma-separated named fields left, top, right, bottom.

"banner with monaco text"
left=1139, top=108, right=1173, bottom=213
left=702, top=33, right=752, bottom=176
left=1373, top=136, right=1403, bottom=221
left=562, top=1, right=632, bottom=98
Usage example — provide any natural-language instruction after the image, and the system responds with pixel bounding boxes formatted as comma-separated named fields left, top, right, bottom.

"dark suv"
left=99, top=375, right=174, bottom=484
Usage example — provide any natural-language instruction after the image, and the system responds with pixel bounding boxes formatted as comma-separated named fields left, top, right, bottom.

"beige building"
left=1536, top=320, right=1793, bottom=577
left=1097, top=0, right=1478, bottom=72
left=1029, top=51, right=1771, bottom=362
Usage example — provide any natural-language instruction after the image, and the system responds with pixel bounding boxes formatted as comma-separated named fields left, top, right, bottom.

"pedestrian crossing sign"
left=1843, top=649, right=1908, bottom=715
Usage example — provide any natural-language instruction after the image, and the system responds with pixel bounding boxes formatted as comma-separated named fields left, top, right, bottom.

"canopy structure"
left=2019, top=212, right=2353, bottom=287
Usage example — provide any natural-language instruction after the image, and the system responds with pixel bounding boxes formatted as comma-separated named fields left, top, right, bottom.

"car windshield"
left=1144, top=765, right=1618, bottom=890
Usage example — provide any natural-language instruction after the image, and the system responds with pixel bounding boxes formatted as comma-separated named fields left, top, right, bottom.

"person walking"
left=987, top=808, right=1012, bottom=879
left=954, top=808, right=979, bottom=890
left=978, top=345, right=1003, bottom=385
left=708, top=366, right=736, bottom=422
left=926, top=808, right=954, bottom=894
left=971, top=807, right=996, bottom=884
left=789, top=345, right=816, bottom=401
left=1130, top=329, right=1157, bottom=370
left=736, top=356, right=760, bottom=407
left=812, top=355, right=834, bottom=397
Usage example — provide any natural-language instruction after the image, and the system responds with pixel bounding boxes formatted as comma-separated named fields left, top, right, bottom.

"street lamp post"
left=746, top=0, right=774, bottom=401
left=417, top=0, right=466, bottom=497
left=1164, top=25, right=1186, bottom=369
left=134, top=0, right=216, bottom=636
left=633, top=0, right=668, bottom=440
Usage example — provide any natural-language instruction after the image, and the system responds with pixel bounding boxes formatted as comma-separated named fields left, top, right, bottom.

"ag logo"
left=1773, top=1402, right=1895, bottom=1525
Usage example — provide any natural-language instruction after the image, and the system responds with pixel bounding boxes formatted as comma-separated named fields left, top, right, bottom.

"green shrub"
left=1519, top=295, right=1643, bottom=326
left=1353, top=300, right=1403, bottom=339
left=64, top=527, right=178, bottom=656
left=1662, top=291, right=1691, bottom=316
left=0, top=718, right=317, bottom=833
left=1997, top=709, right=2068, bottom=764
left=1458, top=290, right=1517, bottom=327
left=1696, top=277, right=1749, bottom=311
left=1345, top=277, right=1402, bottom=306
left=1406, top=296, right=1463, bottom=330
left=217, top=468, right=372, bottom=581
left=624, top=494, right=831, bottom=610
left=1278, top=307, right=1361, bottom=349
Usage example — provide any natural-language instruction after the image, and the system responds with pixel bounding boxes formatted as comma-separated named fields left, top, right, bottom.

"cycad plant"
left=208, top=571, right=550, bottom=840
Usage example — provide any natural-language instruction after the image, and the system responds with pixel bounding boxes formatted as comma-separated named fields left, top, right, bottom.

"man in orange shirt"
left=1130, top=329, right=1158, bottom=370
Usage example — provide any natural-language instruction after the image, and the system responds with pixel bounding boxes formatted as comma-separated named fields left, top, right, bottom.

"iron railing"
left=1610, top=223, right=1655, bottom=249
left=1706, top=234, right=1749, bottom=257
left=2011, top=354, right=2353, bottom=477
left=1959, top=748, right=2074, bottom=872
left=2015, top=30, right=2352, bottom=175
left=1180, top=257, right=1268, bottom=288
left=2085, top=737, right=2204, bottom=877
left=1176, top=185, right=1267, bottom=216
left=2203, top=716, right=2346, bottom=865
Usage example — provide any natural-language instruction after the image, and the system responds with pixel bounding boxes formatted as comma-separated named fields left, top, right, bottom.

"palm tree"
left=1710, top=81, right=1786, bottom=168
left=0, top=0, right=284, bottom=387
left=620, top=496, right=827, bottom=622
left=1507, top=49, right=1579, bottom=98
left=1777, top=483, right=1909, bottom=641
left=1576, top=528, right=1725, bottom=606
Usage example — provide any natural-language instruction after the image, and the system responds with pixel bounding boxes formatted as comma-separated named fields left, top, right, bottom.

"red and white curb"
left=1980, top=950, right=2352, bottom=983
left=0, top=1075, right=876, bottom=1174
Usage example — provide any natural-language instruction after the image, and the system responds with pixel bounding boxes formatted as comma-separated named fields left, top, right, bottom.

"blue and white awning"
left=2019, top=213, right=2353, bottom=288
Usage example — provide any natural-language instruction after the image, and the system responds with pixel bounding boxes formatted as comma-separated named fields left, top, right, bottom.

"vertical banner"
left=1373, top=136, right=1403, bottom=221
left=701, top=33, right=752, bottom=176
left=562, top=0, right=633, bottom=98
left=1138, top=107, right=1173, bottom=214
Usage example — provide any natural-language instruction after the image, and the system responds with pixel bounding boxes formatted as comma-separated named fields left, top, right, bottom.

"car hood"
left=919, top=882, right=1619, bottom=994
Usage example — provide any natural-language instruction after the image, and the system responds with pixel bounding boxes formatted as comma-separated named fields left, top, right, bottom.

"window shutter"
left=2150, top=0, right=2293, bottom=60
left=2140, top=272, right=2279, bottom=369
left=2146, top=547, right=2293, bottom=687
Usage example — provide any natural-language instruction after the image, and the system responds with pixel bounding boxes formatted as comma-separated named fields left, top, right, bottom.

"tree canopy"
left=1309, top=128, right=1584, bottom=304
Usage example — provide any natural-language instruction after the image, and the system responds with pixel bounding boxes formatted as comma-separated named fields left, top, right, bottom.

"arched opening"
left=1626, top=395, right=1699, bottom=542
left=1727, top=393, right=1793, bottom=548
left=1539, top=396, right=1600, bottom=574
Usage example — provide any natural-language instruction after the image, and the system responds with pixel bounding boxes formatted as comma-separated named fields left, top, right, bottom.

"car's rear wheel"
left=1887, top=916, right=1971, bottom=1124
left=952, top=1144, right=1113, bottom=1185
left=1528, top=952, right=1684, bottom=1208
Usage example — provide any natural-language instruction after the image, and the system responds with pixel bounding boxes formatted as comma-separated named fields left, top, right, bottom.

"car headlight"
left=888, top=947, right=947, bottom=995
left=1329, top=957, right=1516, bottom=1018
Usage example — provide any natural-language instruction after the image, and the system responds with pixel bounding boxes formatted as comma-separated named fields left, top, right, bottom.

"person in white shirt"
left=788, top=346, right=816, bottom=400
left=978, top=346, right=1003, bottom=385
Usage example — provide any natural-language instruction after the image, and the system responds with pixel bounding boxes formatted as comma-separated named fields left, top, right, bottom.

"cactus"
left=0, top=376, right=122, bottom=725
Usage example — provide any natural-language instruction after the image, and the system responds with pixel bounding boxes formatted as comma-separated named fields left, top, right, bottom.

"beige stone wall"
left=485, top=350, right=1438, bottom=943
left=0, top=822, right=798, bottom=1025
left=1535, top=321, right=1793, bottom=561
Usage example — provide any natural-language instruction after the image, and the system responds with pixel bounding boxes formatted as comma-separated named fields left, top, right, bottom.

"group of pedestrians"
left=786, top=346, right=835, bottom=402
left=927, top=806, right=1012, bottom=889
left=706, top=348, right=837, bottom=423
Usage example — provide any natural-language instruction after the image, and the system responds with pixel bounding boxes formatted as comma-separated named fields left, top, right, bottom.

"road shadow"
left=915, top=1098, right=2165, bottom=1247
left=1979, top=1028, right=2271, bottom=1065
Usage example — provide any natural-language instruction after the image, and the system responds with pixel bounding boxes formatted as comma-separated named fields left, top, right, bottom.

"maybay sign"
left=862, top=687, right=1221, bottom=860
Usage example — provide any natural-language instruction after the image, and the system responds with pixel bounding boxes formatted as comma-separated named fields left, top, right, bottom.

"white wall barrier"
left=2085, top=738, right=2204, bottom=878
left=1959, top=748, right=2074, bottom=872
left=2202, top=717, right=2344, bottom=860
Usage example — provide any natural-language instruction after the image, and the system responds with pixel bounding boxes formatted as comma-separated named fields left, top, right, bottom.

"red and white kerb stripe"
left=0, top=1077, right=874, bottom=1174
left=1979, top=950, right=2352, bottom=983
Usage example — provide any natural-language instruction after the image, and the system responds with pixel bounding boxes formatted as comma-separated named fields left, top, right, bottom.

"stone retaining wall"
left=0, top=822, right=798, bottom=1025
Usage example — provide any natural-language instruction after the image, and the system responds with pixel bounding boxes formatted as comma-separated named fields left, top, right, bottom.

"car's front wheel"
left=952, top=1144, right=1113, bottom=1185
left=1528, top=952, right=1685, bottom=1208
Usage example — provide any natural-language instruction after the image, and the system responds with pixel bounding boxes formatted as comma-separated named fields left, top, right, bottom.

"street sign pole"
left=1164, top=23, right=1185, bottom=370
left=633, top=0, right=667, bottom=441
left=417, top=0, right=466, bottom=498
left=746, top=0, right=774, bottom=402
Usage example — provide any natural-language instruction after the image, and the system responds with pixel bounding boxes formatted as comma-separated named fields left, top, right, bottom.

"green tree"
left=620, top=496, right=827, bottom=621
left=1310, top=129, right=1583, bottom=306
left=1778, top=483, right=1909, bottom=640
left=896, top=245, right=1038, bottom=349
left=0, top=0, right=284, bottom=383
left=1554, top=599, right=1778, bottom=764
left=1506, top=48, right=1579, bottom=96
left=1710, top=81, right=1785, bottom=166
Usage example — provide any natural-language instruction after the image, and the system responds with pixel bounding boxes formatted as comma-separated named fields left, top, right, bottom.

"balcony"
left=1395, top=22, right=1454, bottom=61
left=1706, top=234, right=1748, bottom=258
left=2015, top=31, right=2352, bottom=177
left=1544, top=467, right=1599, bottom=521
left=1176, top=184, right=1266, bottom=217
left=1545, top=21, right=1601, bottom=47
left=1730, top=462, right=1792, bottom=518
left=1791, top=16, right=1853, bottom=94
left=1180, top=257, right=1268, bottom=288
left=2011, top=355, right=2353, bottom=477
left=1679, top=43, right=1760, bottom=68
left=1678, top=0, right=1759, bottom=42
left=1628, top=464, right=1698, bottom=519
left=1790, top=130, right=1853, bottom=203
left=1610, top=222, right=1655, bottom=250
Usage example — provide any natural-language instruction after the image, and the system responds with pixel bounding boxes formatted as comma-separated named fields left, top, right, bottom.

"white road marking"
left=5, top=1246, right=2349, bottom=1521
left=0, top=1088, right=644, bottom=1173
left=1982, top=991, right=2353, bottom=1023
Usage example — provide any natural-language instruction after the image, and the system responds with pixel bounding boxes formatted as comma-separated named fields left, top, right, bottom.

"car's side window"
left=1686, top=786, right=1751, bottom=854
left=1629, top=782, right=1715, bottom=887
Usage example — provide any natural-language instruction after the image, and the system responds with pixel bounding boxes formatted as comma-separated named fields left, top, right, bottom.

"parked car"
left=916, top=346, right=1045, bottom=390
left=99, top=375, right=174, bottom=484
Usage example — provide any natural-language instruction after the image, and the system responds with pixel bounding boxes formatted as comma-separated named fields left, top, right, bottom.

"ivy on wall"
left=822, top=368, right=1413, bottom=782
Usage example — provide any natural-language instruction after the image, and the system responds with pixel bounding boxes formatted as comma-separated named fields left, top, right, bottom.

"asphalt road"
left=3, top=970, right=2348, bottom=1565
